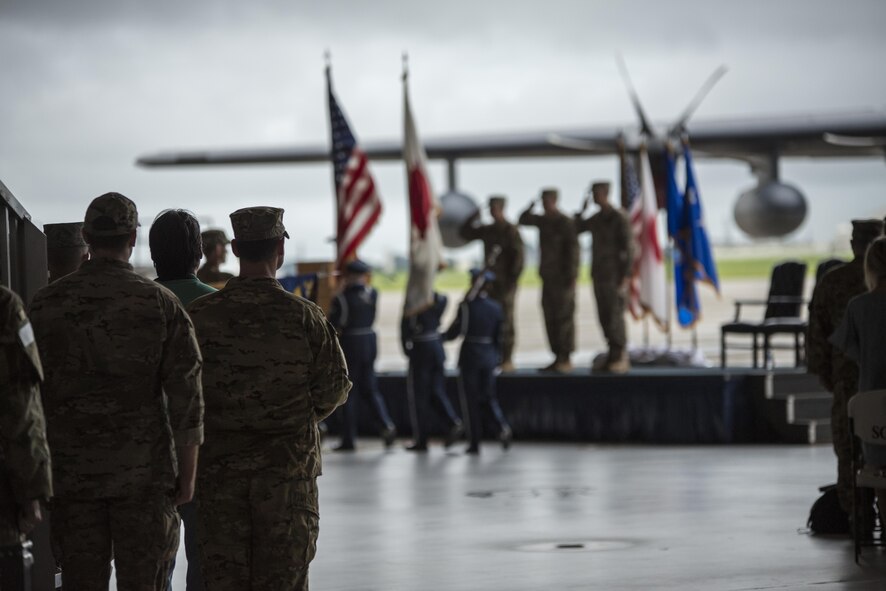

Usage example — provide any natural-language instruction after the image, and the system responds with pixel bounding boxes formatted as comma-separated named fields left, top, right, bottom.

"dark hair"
left=235, top=238, right=281, bottom=262
left=83, top=232, right=132, bottom=251
left=149, top=209, right=202, bottom=280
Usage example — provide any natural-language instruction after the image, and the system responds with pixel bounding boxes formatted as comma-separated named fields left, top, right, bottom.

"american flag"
left=624, top=144, right=667, bottom=327
left=328, top=68, right=382, bottom=268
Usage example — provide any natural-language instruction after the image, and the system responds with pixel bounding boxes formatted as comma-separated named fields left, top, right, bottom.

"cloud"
left=1, top=0, right=885, bottom=263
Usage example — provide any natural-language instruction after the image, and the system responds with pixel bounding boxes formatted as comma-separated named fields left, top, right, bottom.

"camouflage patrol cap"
left=488, top=195, right=507, bottom=208
left=851, top=219, right=884, bottom=245
left=540, top=187, right=559, bottom=201
left=44, top=222, right=86, bottom=248
left=201, top=229, right=230, bottom=249
left=83, top=192, right=139, bottom=236
left=230, top=206, right=289, bottom=241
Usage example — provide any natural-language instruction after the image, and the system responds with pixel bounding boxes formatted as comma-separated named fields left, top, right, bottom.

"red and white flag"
left=327, top=66, right=382, bottom=268
left=402, top=71, right=443, bottom=316
left=628, top=144, right=668, bottom=328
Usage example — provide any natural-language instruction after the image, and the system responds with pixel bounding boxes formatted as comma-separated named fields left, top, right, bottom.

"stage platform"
left=331, top=367, right=833, bottom=445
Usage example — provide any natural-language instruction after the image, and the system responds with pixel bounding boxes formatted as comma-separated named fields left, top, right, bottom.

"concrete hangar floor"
left=142, top=442, right=886, bottom=590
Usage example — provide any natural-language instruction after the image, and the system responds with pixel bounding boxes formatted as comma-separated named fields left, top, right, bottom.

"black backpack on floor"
left=808, top=484, right=850, bottom=535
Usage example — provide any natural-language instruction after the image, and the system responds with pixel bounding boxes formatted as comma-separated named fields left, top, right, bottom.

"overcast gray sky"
left=2, top=0, right=885, bottom=269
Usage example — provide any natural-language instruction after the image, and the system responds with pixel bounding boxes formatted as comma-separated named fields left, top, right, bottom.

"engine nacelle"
left=733, top=181, right=807, bottom=239
left=438, top=190, right=480, bottom=248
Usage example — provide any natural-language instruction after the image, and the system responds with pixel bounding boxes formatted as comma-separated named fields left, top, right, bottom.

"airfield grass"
left=369, top=253, right=843, bottom=292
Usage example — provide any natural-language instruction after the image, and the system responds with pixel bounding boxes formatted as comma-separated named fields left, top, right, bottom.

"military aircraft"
left=136, top=62, right=886, bottom=241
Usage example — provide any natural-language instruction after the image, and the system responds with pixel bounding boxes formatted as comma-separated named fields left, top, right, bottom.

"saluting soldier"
left=808, top=218, right=884, bottom=531
left=459, top=195, right=525, bottom=372
left=518, top=188, right=580, bottom=373
left=443, top=270, right=513, bottom=454
left=188, top=206, right=350, bottom=591
left=197, top=228, right=235, bottom=288
left=401, top=292, right=464, bottom=451
left=328, top=259, right=397, bottom=451
left=29, top=192, right=203, bottom=588
left=0, top=286, right=52, bottom=581
left=574, top=181, right=635, bottom=373
left=44, top=221, right=88, bottom=283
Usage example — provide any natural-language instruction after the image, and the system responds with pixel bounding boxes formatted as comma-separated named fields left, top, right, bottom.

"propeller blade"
left=615, top=53, right=656, bottom=138
left=669, top=65, right=728, bottom=137
left=823, top=133, right=886, bottom=148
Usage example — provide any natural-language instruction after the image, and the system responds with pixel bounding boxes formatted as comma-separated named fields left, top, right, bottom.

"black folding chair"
left=720, top=261, right=807, bottom=368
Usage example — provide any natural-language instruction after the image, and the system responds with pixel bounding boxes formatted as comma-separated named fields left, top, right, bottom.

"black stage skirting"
left=328, top=368, right=789, bottom=444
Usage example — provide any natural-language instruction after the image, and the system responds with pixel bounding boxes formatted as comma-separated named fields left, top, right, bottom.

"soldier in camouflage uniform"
left=188, top=207, right=351, bottom=591
left=518, top=188, right=580, bottom=373
left=807, top=219, right=884, bottom=521
left=44, top=221, right=88, bottom=283
left=0, top=286, right=52, bottom=558
left=459, top=195, right=525, bottom=372
left=197, top=228, right=235, bottom=288
left=574, top=181, right=635, bottom=373
left=29, top=192, right=203, bottom=590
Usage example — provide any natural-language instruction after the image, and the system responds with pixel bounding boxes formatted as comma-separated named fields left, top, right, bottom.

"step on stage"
left=332, top=367, right=832, bottom=445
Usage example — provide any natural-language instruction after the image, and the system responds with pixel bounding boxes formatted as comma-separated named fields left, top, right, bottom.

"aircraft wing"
left=136, top=110, right=886, bottom=167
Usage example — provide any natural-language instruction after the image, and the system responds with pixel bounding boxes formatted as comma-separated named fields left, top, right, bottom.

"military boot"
left=606, top=350, right=631, bottom=374
left=591, top=353, right=609, bottom=372
left=539, top=360, right=559, bottom=372
left=551, top=356, right=573, bottom=373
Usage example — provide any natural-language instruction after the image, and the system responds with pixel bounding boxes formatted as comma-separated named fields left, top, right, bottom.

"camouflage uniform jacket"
left=575, top=207, right=634, bottom=282
left=518, top=210, right=580, bottom=283
left=196, top=265, right=234, bottom=287
left=0, top=287, right=52, bottom=505
left=459, top=219, right=525, bottom=290
left=807, top=259, right=865, bottom=392
left=29, top=258, right=203, bottom=499
left=187, top=277, right=351, bottom=479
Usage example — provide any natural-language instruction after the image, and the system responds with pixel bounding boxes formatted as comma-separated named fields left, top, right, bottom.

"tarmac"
left=151, top=441, right=886, bottom=591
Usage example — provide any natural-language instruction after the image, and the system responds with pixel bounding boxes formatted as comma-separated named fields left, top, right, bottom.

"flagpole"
left=643, top=316, right=649, bottom=348
left=664, top=217, right=673, bottom=351
left=664, top=142, right=674, bottom=352
left=324, top=50, right=338, bottom=265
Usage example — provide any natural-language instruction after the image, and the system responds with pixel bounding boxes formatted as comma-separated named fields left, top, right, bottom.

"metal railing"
left=0, top=179, right=47, bottom=304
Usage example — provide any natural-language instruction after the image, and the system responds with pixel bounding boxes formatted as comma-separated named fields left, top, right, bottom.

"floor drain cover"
left=516, top=540, right=634, bottom=553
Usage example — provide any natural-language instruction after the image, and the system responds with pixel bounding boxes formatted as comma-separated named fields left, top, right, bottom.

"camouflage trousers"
left=489, top=283, right=518, bottom=364
left=541, top=279, right=575, bottom=359
left=51, top=494, right=179, bottom=591
left=592, top=278, right=627, bottom=356
left=198, top=470, right=319, bottom=591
